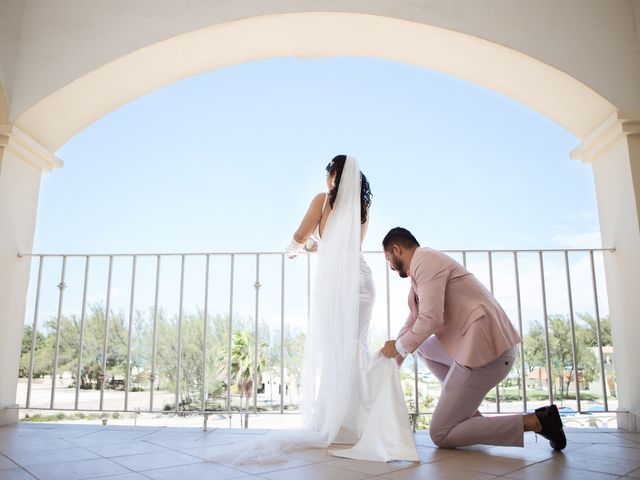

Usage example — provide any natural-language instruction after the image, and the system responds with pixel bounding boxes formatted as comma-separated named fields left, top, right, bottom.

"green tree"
left=579, top=313, right=612, bottom=347
left=153, top=310, right=229, bottom=409
left=19, top=304, right=129, bottom=389
left=19, top=305, right=306, bottom=413
left=216, top=330, right=268, bottom=411
left=524, top=314, right=600, bottom=400
left=523, top=320, right=547, bottom=389
left=19, top=325, right=47, bottom=378
left=58, top=305, right=128, bottom=389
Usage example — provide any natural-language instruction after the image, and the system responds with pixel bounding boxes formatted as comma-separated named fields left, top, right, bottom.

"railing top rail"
left=17, top=247, right=616, bottom=258
left=16, top=242, right=616, bottom=420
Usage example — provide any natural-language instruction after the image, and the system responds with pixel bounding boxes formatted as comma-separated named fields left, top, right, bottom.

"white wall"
left=9, top=0, right=640, bottom=116
left=0, top=138, right=41, bottom=424
left=0, top=0, right=24, bottom=114
left=0, top=0, right=637, bottom=146
left=587, top=121, right=640, bottom=424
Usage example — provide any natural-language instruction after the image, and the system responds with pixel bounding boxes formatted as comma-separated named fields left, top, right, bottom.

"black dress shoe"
left=535, top=404, right=567, bottom=451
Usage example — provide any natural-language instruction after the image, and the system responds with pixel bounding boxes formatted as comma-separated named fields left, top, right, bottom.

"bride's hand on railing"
left=285, top=237, right=304, bottom=259
left=304, top=239, right=318, bottom=252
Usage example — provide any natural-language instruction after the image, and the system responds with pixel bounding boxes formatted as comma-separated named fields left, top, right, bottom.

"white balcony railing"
left=15, top=248, right=617, bottom=428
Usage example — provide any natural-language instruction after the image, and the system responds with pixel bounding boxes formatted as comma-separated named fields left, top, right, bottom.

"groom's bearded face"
left=387, top=251, right=408, bottom=278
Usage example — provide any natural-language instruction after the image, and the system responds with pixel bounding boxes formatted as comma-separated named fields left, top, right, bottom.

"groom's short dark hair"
left=382, top=227, right=420, bottom=250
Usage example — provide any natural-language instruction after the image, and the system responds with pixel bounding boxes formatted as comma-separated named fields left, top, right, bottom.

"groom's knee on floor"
left=429, top=424, right=455, bottom=449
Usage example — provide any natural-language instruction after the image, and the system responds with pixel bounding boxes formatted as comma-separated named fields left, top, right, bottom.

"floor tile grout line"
left=62, top=428, right=167, bottom=449
left=19, top=453, right=141, bottom=480
left=83, top=441, right=168, bottom=458
left=1, top=444, right=102, bottom=470
left=72, top=426, right=115, bottom=438
left=560, top=443, right=640, bottom=459
left=18, top=462, right=43, bottom=480
left=487, top=456, right=562, bottom=478
left=132, top=425, right=213, bottom=442
left=102, top=454, right=146, bottom=477
left=521, top=455, right=640, bottom=478
left=80, top=436, right=178, bottom=472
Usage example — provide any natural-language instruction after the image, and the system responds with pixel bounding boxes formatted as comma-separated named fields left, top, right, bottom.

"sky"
left=26, top=56, right=608, bottom=348
left=36, top=56, right=600, bottom=254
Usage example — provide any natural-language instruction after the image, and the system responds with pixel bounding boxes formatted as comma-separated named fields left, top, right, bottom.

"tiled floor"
left=1, top=423, right=640, bottom=480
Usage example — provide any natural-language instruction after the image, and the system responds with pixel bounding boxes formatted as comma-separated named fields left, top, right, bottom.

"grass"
left=484, top=387, right=602, bottom=403
left=21, top=412, right=126, bottom=422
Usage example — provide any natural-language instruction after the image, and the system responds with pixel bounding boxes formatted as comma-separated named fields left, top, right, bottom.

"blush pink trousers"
left=417, top=336, right=524, bottom=448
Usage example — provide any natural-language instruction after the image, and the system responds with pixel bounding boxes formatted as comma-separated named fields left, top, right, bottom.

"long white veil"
left=302, top=155, right=361, bottom=441
left=209, top=156, right=363, bottom=465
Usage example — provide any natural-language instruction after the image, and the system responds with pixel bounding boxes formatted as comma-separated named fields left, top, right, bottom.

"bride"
left=283, top=154, right=418, bottom=462
left=210, top=155, right=417, bottom=465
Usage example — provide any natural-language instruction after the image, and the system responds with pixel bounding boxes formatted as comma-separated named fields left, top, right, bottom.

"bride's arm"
left=293, top=193, right=326, bottom=243
left=286, top=193, right=325, bottom=257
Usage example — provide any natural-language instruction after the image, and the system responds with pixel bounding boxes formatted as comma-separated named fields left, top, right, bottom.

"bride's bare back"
left=293, top=192, right=369, bottom=247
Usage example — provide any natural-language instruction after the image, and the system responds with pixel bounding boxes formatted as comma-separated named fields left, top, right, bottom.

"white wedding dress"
left=326, top=255, right=419, bottom=462
left=209, top=156, right=418, bottom=465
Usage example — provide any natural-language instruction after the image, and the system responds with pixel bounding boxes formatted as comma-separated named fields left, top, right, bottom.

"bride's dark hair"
left=326, top=154, right=372, bottom=224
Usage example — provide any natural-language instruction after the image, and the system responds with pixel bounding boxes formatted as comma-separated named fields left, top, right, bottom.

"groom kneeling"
left=381, top=227, right=566, bottom=451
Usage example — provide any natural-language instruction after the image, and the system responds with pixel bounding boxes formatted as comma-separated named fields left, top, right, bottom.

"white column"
left=0, top=125, right=61, bottom=426
left=572, top=112, right=640, bottom=432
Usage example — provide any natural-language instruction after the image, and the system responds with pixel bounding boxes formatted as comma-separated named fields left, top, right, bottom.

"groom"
left=381, top=227, right=566, bottom=450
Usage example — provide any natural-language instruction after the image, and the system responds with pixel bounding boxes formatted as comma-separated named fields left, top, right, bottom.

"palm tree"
left=219, top=331, right=267, bottom=412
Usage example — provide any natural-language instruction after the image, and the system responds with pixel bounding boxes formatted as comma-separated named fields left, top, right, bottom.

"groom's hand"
left=382, top=340, right=399, bottom=358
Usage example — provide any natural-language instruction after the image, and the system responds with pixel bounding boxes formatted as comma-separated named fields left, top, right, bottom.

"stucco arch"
left=14, top=12, right=615, bottom=151
left=3, top=4, right=640, bottom=430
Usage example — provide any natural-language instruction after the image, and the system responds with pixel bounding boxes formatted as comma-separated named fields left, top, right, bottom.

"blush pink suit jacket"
left=397, top=248, right=521, bottom=368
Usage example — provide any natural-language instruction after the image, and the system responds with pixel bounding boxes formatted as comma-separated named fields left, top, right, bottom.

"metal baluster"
left=253, top=254, right=261, bottom=415
left=564, top=252, right=581, bottom=412
left=202, top=255, right=210, bottom=415
left=413, top=354, right=419, bottom=432
left=74, top=256, right=90, bottom=410
left=513, top=252, right=527, bottom=413
left=280, top=254, right=285, bottom=414
left=124, top=256, right=136, bottom=411
left=590, top=251, right=609, bottom=411
left=385, top=256, right=391, bottom=339
left=488, top=251, right=500, bottom=413
left=488, top=251, right=495, bottom=295
left=50, top=256, right=67, bottom=408
left=462, top=251, right=467, bottom=269
left=99, top=256, right=114, bottom=411
left=26, top=256, right=44, bottom=408
left=150, top=255, right=161, bottom=411
left=175, top=255, right=186, bottom=413
left=307, top=254, right=311, bottom=323
left=539, top=252, right=554, bottom=402
left=227, top=255, right=235, bottom=415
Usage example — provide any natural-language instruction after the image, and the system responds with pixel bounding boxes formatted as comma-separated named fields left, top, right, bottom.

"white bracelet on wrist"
left=286, top=238, right=304, bottom=258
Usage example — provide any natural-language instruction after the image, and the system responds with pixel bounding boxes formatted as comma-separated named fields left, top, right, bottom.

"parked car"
left=557, top=406, right=577, bottom=416
left=587, top=404, right=605, bottom=413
